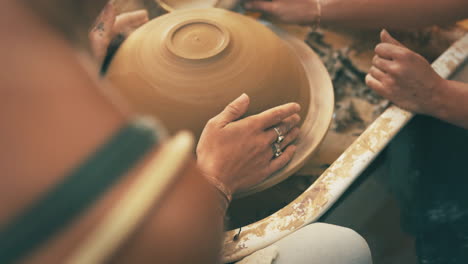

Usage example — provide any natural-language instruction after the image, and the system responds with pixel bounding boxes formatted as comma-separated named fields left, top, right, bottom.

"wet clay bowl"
left=155, top=0, right=238, bottom=12
left=106, top=8, right=334, bottom=197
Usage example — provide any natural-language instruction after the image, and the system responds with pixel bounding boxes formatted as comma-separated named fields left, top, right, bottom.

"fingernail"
left=294, top=103, right=301, bottom=111
left=382, top=29, right=392, bottom=38
left=380, top=29, right=387, bottom=39
left=239, top=93, right=249, bottom=103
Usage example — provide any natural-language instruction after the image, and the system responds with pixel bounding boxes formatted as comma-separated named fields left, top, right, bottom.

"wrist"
left=429, top=77, right=451, bottom=120
left=196, top=160, right=233, bottom=208
left=204, top=175, right=233, bottom=206
left=213, top=185, right=231, bottom=214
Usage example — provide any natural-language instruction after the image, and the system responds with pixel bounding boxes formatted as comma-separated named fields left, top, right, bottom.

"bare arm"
left=322, top=0, right=468, bottom=29
left=1, top=2, right=225, bottom=263
left=244, top=0, right=468, bottom=29
left=431, top=80, right=468, bottom=129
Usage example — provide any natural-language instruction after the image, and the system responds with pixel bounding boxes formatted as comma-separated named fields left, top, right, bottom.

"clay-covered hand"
left=243, top=0, right=320, bottom=24
left=196, top=94, right=301, bottom=195
left=366, top=29, right=445, bottom=116
left=89, top=3, right=149, bottom=64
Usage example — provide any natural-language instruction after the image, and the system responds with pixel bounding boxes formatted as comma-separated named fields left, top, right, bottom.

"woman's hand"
left=89, top=4, right=149, bottom=64
left=366, top=30, right=446, bottom=116
left=196, top=94, right=301, bottom=195
left=243, top=0, right=320, bottom=24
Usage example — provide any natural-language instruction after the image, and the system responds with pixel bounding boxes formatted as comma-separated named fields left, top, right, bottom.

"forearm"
left=3, top=1, right=228, bottom=263
left=432, top=80, right=468, bottom=130
left=113, top=160, right=227, bottom=264
left=321, top=0, right=468, bottom=29
left=0, top=0, right=128, bottom=223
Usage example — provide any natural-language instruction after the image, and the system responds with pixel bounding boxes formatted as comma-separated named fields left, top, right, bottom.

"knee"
left=315, top=223, right=371, bottom=262
left=274, top=223, right=372, bottom=264
left=301, top=223, right=372, bottom=264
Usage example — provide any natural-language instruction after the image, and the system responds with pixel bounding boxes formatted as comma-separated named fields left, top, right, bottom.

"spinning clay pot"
left=107, top=8, right=334, bottom=196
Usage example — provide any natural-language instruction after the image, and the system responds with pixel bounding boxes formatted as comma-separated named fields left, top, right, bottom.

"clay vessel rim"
left=156, top=0, right=220, bottom=12
left=165, top=18, right=231, bottom=60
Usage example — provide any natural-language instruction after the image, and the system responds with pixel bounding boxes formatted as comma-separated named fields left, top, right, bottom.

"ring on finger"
left=272, top=142, right=283, bottom=158
left=273, top=127, right=285, bottom=143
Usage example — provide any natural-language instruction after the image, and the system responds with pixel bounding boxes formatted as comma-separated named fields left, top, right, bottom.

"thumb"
left=89, top=3, right=117, bottom=62
left=114, top=9, right=149, bottom=37
left=216, top=93, right=250, bottom=126
left=244, top=1, right=276, bottom=14
left=381, top=29, right=405, bottom=47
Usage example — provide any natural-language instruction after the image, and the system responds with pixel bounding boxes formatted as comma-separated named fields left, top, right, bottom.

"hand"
left=89, top=4, right=149, bottom=64
left=196, top=94, right=301, bottom=195
left=243, top=0, right=320, bottom=24
left=366, top=29, right=445, bottom=116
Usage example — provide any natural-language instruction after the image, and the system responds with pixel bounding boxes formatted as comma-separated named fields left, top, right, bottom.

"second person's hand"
left=89, top=3, right=149, bottom=65
left=366, top=29, right=446, bottom=116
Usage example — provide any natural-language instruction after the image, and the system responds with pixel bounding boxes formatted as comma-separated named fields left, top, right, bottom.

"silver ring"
left=272, top=143, right=283, bottom=158
left=273, top=127, right=285, bottom=143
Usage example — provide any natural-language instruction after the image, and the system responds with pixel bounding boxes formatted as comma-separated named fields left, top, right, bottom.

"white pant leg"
left=272, top=223, right=372, bottom=264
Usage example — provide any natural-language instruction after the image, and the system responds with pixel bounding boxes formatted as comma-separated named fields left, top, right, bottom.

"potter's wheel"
left=107, top=9, right=334, bottom=197
left=235, top=24, right=334, bottom=197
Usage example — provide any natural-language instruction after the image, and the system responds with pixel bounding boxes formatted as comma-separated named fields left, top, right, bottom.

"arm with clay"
left=243, top=0, right=468, bottom=29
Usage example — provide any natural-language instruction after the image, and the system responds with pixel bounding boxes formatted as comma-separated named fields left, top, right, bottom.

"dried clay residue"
left=306, top=31, right=389, bottom=133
